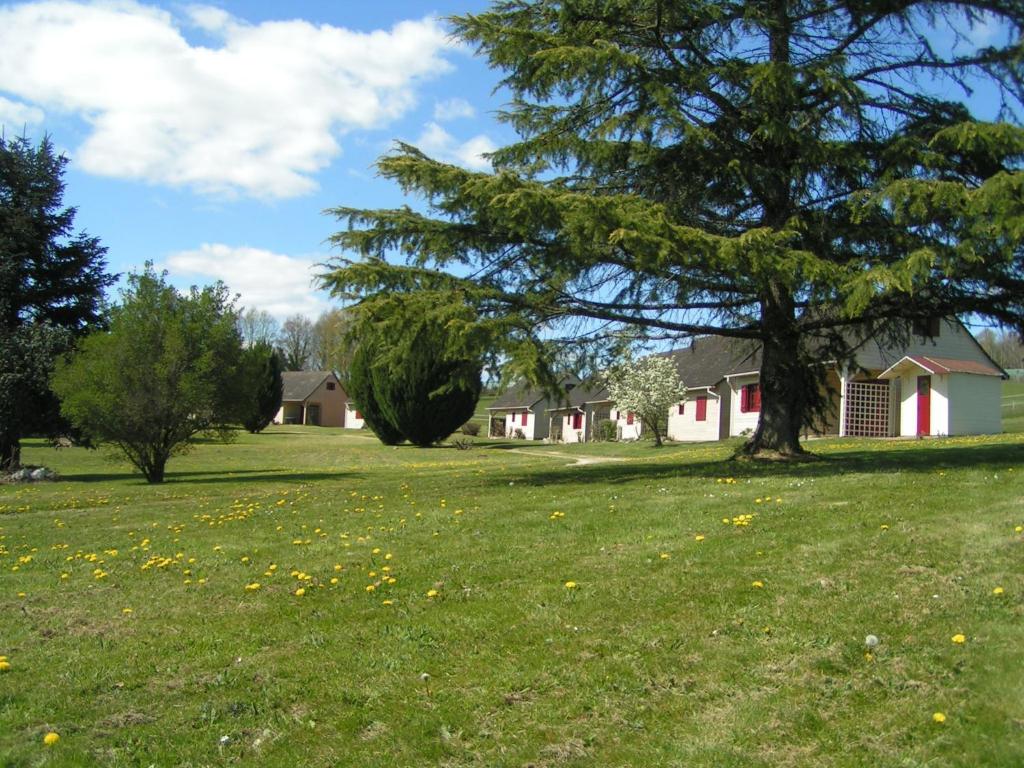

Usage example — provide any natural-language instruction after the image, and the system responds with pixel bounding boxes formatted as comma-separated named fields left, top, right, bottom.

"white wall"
left=667, top=393, right=720, bottom=442
left=611, top=409, right=642, bottom=440
left=948, top=374, right=1003, bottom=435
left=857, top=319, right=993, bottom=372
left=559, top=412, right=587, bottom=443
left=505, top=410, right=542, bottom=439
left=344, top=404, right=365, bottom=430
left=728, top=374, right=761, bottom=437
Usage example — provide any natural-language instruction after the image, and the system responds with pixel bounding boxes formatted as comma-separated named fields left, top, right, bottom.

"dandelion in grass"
left=564, top=581, right=578, bottom=590
left=365, top=585, right=376, bottom=593
left=951, top=633, right=966, bottom=644
left=932, top=712, right=946, bottom=724
left=992, top=586, right=1004, bottom=595
left=245, top=582, right=261, bottom=591
left=751, top=580, right=764, bottom=588
left=659, top=553, right=670, bottom=560
left=426, top=588, right=439, bottom=598
left=0, top=660, right=10, bottom=672
left=294, top=588, right=305, bottom=597
left=695, top=534, right=705, bottom=542
left=43, top=732, right=60, bottom=746
left=382, top=599, right=394, bottom=606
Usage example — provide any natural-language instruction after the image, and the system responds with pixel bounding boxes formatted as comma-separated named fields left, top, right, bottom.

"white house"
left=880, top=355, right=1004, bottom=437
left=486, top=376, right=581, bottom=440
left=662, top=317, right=1005, bottom=442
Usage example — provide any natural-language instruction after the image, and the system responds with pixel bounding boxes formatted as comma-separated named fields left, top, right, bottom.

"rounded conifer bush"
left=346, top=340, right=405, bottom=446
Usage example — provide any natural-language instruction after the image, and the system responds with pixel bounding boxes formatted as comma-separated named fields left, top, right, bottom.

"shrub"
left=595, top=419, right=618, bottom=442
left=461, top=422, right=481, bottom=436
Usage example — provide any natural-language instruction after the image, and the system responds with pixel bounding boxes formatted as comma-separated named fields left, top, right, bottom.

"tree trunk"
left=740, top=292, right=809, bottom=458
left=144, top=459, right=166, bottom=484
left=0, top=435, right=21, bottom=472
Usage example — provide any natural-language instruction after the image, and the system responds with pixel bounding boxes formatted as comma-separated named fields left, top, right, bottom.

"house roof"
left=661, top=336, right=761, bottom=388
left=547, top=381, right=612, bottom=411
left=488, top=375, right=581, bottom=411
left=879, top=355, right=1006, bottom=379
left=281, top=371, right=338, bottom=402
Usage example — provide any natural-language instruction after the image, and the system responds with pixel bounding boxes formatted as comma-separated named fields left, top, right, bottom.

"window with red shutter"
left=740, top=385, right=749, bottom=413
left=750, top=384, right=761, bottom=412
left=572, top=412, right=583, bottom=430
left=521, top=412, right=528, bottom=426
left=696, top=395, right=707, bottom=421
left=626, top=412, right=635, bottom=425
left=355, top=410, right=362, bottom=420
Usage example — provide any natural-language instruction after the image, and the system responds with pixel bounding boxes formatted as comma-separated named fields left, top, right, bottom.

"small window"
left=521, top=412, right=528, bottom=426
left=678, top=402, right=685, bottom=415
left=355, top=410, right=362, bottom=420
left=626, top=412, right=635, bottom=425
left=326, top=382, right=336, bottom=391
left=740, top=383, right=761, bottom=413
left=696, top=395, right=708, bottom=421
left=912, top=317, right=941, bottom=338
left=572, top=412, right=583, bottom=430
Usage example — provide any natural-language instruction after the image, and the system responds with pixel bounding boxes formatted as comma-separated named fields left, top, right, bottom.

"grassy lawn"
left=1003, top=379, right=1024, bottom=433
left=2, top=428, right=1023, bottom=766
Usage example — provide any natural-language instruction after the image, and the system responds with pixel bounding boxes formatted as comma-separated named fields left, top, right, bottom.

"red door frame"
left=916, top=376, right=931, bottom=436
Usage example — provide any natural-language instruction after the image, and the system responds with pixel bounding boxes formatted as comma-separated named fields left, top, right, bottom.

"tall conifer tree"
left=325, top=0, right=1023, bottom=457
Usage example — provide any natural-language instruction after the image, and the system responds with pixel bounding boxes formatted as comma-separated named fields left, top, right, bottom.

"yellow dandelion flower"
left=695, top=534, right=705, bottom=542
left=0, top=660, right=10, bottom=672
left=932, top=712, right=946, bottom=724
left=43, top=732, right=60, bottom=746
left=659, top=553, right=670, bottom=560
left=294, top=588, right=305, bottom=597
left=951, top=633, right=966, bottom=644
left=365, top=584, right=376, bottom=593
left=564, top=581, right=577, bottom=590
left=333, top=564, right=342, bottom=572
left=751, top=580, right=764, bottom=588
left=382, top=599, right=394, bottom=606
left=426, top=588, right=439, bottom=598
left=245, top=582, right=261, bottom=591
left=330, top=577, right=339, bottom=585
left=992, top=586, right=1004, bottom=595
left=122, top=608, right=132, bottom=614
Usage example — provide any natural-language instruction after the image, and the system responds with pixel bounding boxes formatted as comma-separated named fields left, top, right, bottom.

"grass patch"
left=2, top=427, right=1023, bottom=766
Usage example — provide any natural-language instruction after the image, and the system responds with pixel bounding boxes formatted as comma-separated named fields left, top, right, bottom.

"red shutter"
left=751, top=384, right=761, bottom=412
left=355, top=410, right=362, bottom=420
left=572, top=413, right=583, bottom=430
left=740, top=385, right=748, bottom=413
left=696, top=396, right=707, bottom=421
left=626, top=412, right=635, bottom=425
left=521, top=412, right=528, bottom=426
left=678, top=402, right=685, bottom=415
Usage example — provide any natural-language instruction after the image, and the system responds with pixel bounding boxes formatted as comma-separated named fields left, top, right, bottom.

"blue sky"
left=0, top=0, right=507, bottom=319
left=0, top=1, right=1016, bottom=323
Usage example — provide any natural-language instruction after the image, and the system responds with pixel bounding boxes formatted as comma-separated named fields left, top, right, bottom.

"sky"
left=0, top=0, right=506, bottom=320
left=0, top=1, right=1016, bottom=324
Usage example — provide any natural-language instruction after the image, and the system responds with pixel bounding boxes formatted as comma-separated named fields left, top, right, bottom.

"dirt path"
left=495, top=448, right=629, bottom=466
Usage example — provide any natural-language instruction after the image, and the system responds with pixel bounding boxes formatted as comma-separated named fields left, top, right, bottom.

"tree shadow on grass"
left=486, top=440, right=1024, bottom=488
left=58, top=469, right=361, bottom=485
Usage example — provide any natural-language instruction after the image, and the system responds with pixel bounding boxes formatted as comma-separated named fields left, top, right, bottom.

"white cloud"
left=415, top=121, right=496, bottom=171
left=165, top=243, right=331, bottom=320
left=0, top=95, right=44, bottom=128
left=433, top=97, right=475, bottom=121
left=0, top=2, right=456, bottom=199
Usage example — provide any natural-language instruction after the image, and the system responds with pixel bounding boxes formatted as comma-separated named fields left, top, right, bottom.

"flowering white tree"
left=604, top=355, right=686, bottom=447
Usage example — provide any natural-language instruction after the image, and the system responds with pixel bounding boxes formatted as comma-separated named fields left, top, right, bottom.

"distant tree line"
left=237, top=307, right=353, bottom=373
left=977, top=329, right=1024, bottom=371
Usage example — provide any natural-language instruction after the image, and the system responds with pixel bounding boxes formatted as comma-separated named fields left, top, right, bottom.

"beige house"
left=274, top=371, right=350, bottom=428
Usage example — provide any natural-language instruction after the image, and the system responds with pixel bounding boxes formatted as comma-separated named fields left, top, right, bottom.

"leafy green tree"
left=240, top=341, right=284, bottom=433
left=52, top=266, right=243, bottom=483
left=324, top=0, right=1024, bottom=458
left=0, top=135, right=115, bottom=470
left=604, top=354, right=686, bottom=447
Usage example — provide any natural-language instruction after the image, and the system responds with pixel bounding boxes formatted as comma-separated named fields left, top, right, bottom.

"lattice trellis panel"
left=844, top=381, right=892, bottom=437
